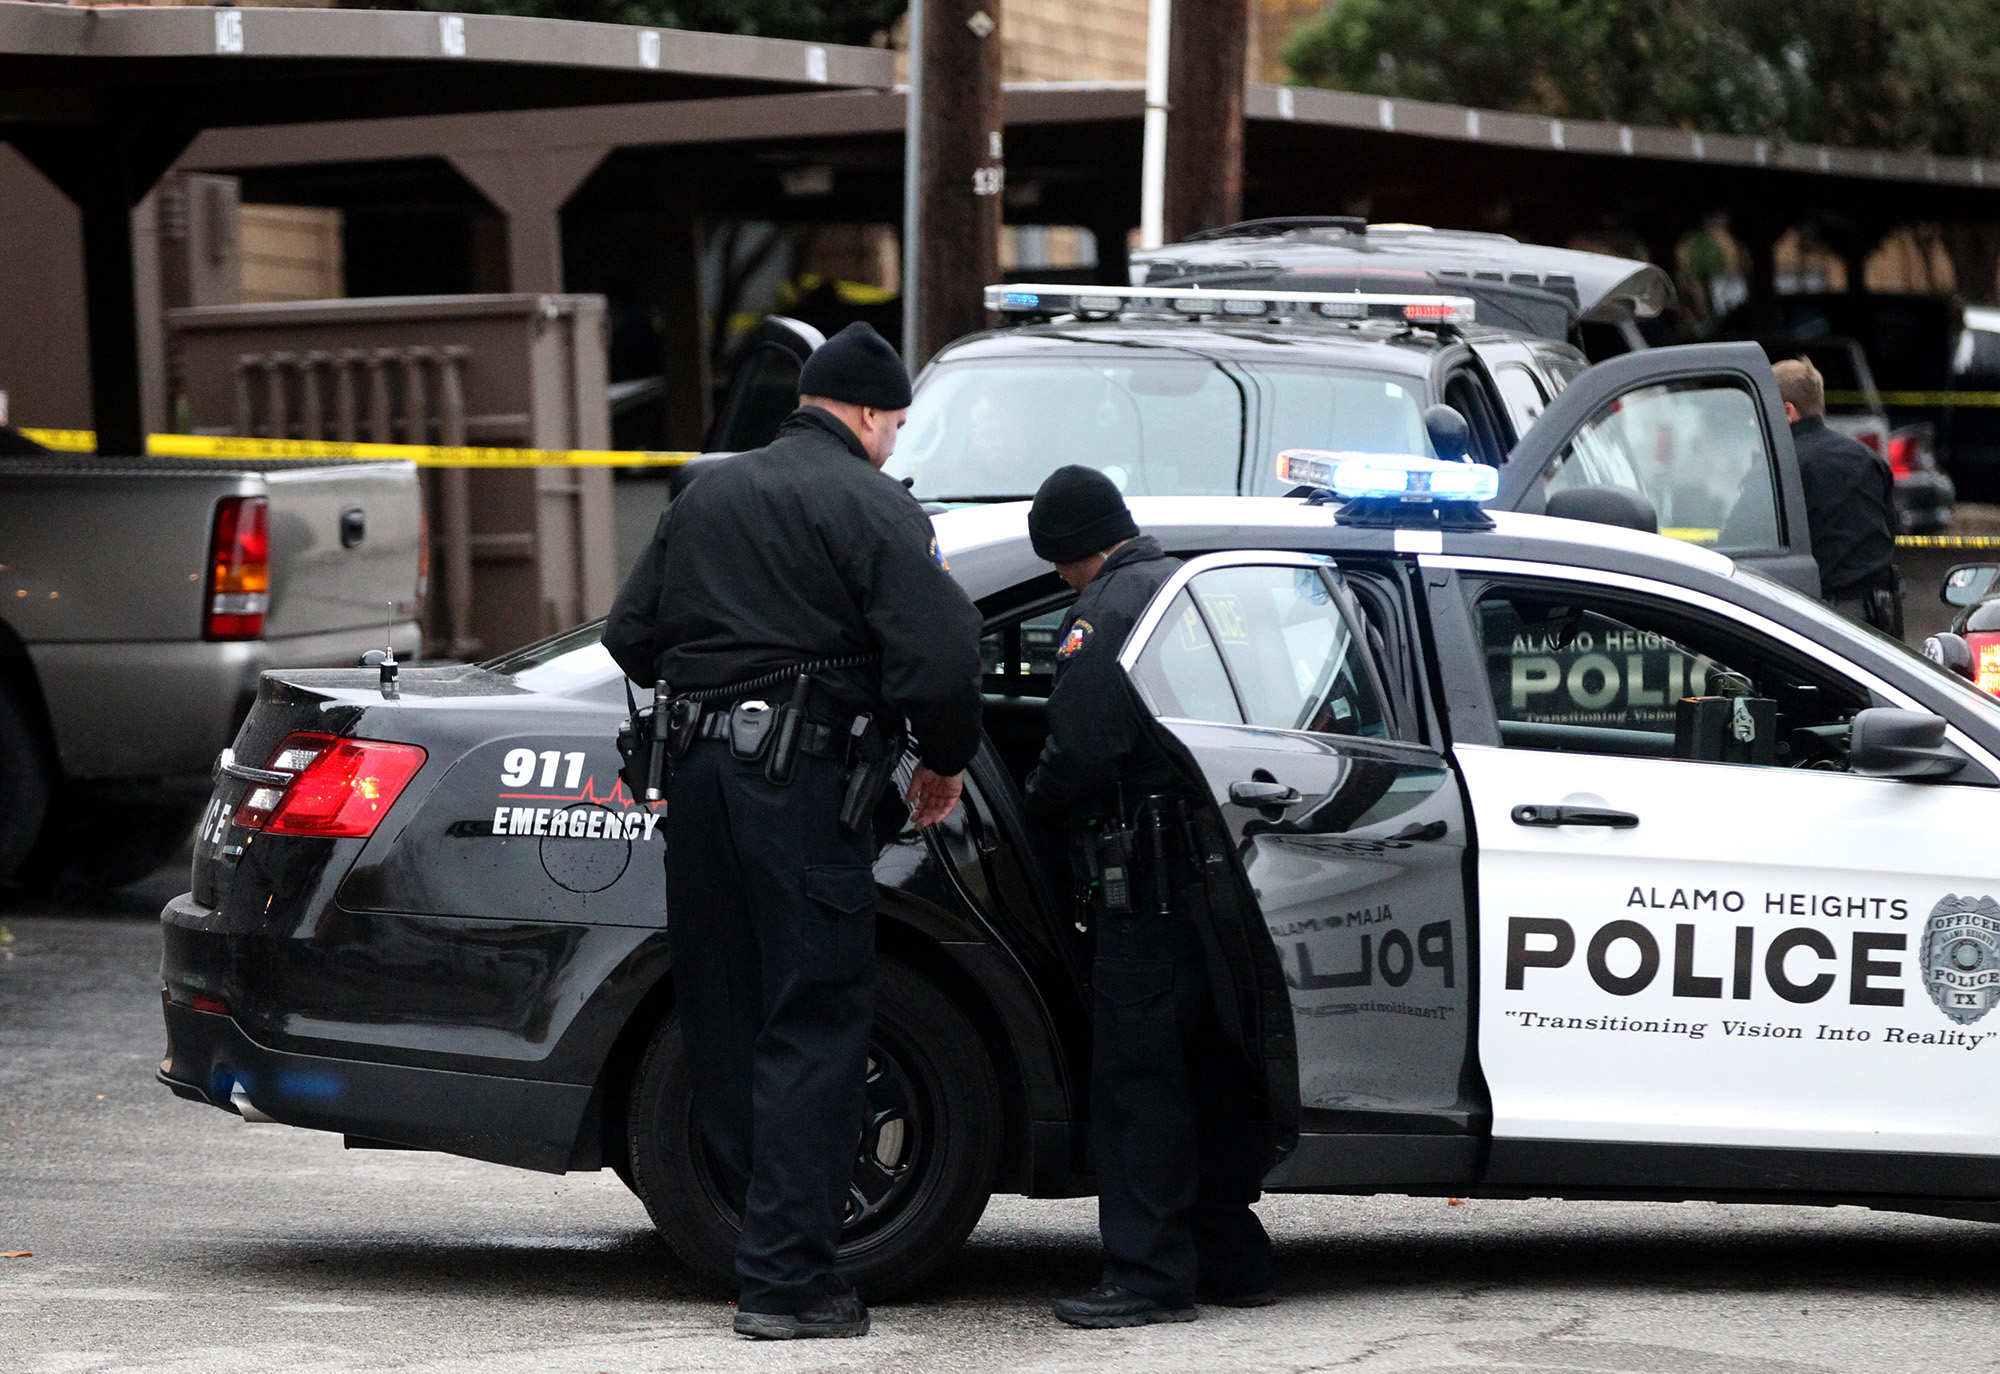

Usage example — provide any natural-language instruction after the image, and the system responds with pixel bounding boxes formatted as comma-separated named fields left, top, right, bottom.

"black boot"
left=1054, top=1283, right=1197, bottom=1329
left=733, top=1289, right=871, bottom=1339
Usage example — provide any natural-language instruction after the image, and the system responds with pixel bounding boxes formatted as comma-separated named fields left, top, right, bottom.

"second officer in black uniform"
left=602, top=323, right=982, bottom=1340
left=1021, top=466, right=1275, bottom=1329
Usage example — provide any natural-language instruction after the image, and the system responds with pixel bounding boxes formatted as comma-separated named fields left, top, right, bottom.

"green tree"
left=1280, top=0, right=2000, bottom=156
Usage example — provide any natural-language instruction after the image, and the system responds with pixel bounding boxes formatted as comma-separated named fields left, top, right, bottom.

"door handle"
left=1229, top=779, right=1302, bottom=808
left=1511, top=804, right=1638, bottom=829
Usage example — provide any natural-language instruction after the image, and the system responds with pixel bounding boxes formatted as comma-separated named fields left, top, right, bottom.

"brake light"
left=1968, top=632, right=2000, bottom=697
left=1401, top=301, right=1460, bottom=322
left=1887, top=434, right=1916, bottom=478
left=231, top=732, right=426, bottom=838
left=205, top=495, right=269, bottom=640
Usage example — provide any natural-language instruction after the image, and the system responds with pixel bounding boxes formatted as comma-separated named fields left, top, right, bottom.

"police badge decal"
left=1922, top=894, right=2000, bottom=1025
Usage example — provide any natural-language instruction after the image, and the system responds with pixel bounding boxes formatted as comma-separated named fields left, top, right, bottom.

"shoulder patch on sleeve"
left=1056, top=618, right=1094, bottom=660
left=929, top=534, right=949, bottom=570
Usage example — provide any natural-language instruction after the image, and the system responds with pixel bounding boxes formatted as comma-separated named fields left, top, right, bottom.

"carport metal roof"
left=0, top=2, right=893, bottom=454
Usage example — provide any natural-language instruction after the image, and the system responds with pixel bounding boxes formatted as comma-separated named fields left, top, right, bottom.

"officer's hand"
left=905, top=766, right=964, bottom=828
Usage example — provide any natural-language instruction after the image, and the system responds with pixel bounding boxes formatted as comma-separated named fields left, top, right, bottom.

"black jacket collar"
left=784, top=406, right=871, bottom=462
left=1100, top=535, right=1165, bottom=575
left=1790, top=416, right=1830, bottom=440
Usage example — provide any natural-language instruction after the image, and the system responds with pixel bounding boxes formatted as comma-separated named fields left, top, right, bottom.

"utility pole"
left=899, top=0, right=925, bottom=366
left=912, top=0, right=1003, bottom=367
left=1163, top=0, right=1250, bottom=243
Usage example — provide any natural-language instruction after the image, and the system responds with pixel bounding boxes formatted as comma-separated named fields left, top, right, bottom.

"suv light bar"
left=985, top=283, right=1477, bottom=327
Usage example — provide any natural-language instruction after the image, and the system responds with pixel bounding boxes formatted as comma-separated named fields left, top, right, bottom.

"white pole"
left=900, top=0, right=926, bottom=365
left=1138, top=0, right=1171, bottom=251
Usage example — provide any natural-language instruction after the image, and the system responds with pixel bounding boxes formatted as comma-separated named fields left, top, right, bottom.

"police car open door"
left=1119, top=552, right=1481, bottom=1189
left=1496, top=341, right=1822, bottom=597
left=1434, top=555, right=2000, bottom=1197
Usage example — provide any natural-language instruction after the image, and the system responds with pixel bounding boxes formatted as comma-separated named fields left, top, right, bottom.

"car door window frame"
left=1121, top=550, right=1409, bottom=744
left=1423, top=553, right=2000, bottom=784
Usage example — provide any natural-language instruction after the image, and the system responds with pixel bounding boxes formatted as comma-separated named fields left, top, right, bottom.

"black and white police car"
left=160, top=448, right=2000, bottom=1300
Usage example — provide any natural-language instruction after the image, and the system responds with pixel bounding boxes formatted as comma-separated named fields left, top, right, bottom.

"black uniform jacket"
left=602, top=406, right=984, bottom=775
left=1792, top=416, right=1898, bottom=598
left=1024, top=536, right=1183, bottom=822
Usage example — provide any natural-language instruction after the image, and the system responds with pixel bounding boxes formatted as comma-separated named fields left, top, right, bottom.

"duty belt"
left=694, top=708, right=854, bottom=761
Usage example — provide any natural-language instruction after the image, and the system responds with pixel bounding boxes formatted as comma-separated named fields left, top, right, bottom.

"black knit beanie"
left=797, top=322, right=913, bottom=410
left=1029, top=465, right=1140, bottom=564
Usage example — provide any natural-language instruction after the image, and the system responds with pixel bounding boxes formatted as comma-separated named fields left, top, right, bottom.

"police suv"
left=159, top=451, right=2000, bottom=1300
left=888, top=219, right=1825, bottom=595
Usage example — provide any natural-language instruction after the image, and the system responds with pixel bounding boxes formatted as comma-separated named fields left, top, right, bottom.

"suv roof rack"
left=1181, top=216, right=1370, bottom=241
left=983, top=282, right=1476, bottom=329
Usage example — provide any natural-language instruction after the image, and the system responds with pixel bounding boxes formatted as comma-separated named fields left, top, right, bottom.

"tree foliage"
left=395, top=0, right=904, bottom=47
left=1281, top=0, right=2000, bottom=157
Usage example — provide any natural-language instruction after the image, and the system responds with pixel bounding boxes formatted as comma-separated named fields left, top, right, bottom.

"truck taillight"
left=1887, top=434, right=1916, bottom=478
left=206, top=495, right=269, bottom=640
left=232, top=732, right=427, bottom=838
left=1968, top=632, right=2000, bottom=697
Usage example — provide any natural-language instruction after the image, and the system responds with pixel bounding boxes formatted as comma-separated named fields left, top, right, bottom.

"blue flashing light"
left=1275, top=449, right=1499, bottom=504
left=1002, top=291, right=1041, bottom=309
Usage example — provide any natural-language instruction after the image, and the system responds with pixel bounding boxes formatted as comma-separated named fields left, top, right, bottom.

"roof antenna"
left=363, top=601, right=401, bottom=700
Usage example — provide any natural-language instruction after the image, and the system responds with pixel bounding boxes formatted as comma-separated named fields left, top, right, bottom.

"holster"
left=837, top=714, right=896, bottom=838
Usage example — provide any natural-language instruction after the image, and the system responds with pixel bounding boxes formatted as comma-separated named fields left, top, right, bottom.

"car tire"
left=0, top=681, right=52, bottom=885
left=19, top=798, right=201, bottom=892
left=625, top=958, right=1003, bottom=1300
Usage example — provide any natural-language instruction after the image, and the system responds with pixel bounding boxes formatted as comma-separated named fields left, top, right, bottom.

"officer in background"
left=1773, top=358, right=1903, bottom=636
left=602, top=322, right=983, bottom=1340
left=1021, top=466, right=1275, bottom=1329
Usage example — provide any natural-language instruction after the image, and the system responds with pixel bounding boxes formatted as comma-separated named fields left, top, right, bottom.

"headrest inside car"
left=1545, top=484, right=1659, bottom=535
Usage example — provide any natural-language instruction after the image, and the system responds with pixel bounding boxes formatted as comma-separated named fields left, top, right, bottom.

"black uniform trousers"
left=665, top=739, right=877, bottom=1314
left=1091, top=894, right=1273, bottom=1307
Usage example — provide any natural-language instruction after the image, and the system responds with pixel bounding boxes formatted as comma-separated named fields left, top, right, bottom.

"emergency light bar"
left=1277, top=449, right=1499, bottom=503
left=985, top=283, right=1478, bottom=328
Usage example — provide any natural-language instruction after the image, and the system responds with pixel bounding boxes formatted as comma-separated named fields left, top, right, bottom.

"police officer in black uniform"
left=1021, top=466, right=1275, bottom=1330
left=602, top=322, right=982, bottom=1340
left=1773, top=357, right=1903, bottom=636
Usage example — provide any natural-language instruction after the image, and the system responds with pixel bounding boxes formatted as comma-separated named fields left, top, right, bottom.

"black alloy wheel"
left=625, top=958, right=1004, bottom=1300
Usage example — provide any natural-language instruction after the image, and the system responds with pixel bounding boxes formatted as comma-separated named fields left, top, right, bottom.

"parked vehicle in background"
left=0, top=437, right=423, bottom=888
left=1939, top=562, right=2000, bottom=695
left=1732, top=334, right=1956, bottom=534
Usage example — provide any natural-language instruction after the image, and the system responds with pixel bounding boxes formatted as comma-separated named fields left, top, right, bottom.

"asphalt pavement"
left=5, top=867, right=1999, bottom=1374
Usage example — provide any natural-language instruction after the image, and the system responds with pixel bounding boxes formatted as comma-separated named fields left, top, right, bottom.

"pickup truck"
left=0, top=438, right=423, bottom=888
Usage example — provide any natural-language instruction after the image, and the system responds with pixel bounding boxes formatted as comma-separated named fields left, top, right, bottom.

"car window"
left=1543, top=378, right=1782, bottom=555
left=1492, top=363, right=1548, bottom=432
left=1444, top=370, right=1509, bottom=464
left=1131, top=589, right=1242, bottom=723
left=1256, top=365, right=1434, bottom=492
left=1145, top=564, right=1391, bottom=737
left=890, top=357, right=1245, bottom=500
left=980, top=606, right=1067, bottom=698
left=1474, top=579, right=1871, bottom=770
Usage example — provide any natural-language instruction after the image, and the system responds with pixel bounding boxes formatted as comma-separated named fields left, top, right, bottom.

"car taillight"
left=1887, top=434, right=1916, bottom=478
left=231, top=732, right=426, bottom=838
left=1968, top=632, right=2000, bottom=697
left=206, top=495, right=269, bottom=640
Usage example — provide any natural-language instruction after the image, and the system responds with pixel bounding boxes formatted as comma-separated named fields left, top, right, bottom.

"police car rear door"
left=1118, top=551, right=1480, bottom=1188
left=1497, top=342, right=1820, bottom=595
left=1432, top=555, right=2000, bottom=1198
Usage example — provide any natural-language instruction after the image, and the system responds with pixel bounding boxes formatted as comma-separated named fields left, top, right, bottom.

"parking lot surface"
left=5, top=874, right=1999, bottom=1374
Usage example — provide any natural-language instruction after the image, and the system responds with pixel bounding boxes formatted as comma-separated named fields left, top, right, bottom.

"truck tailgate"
left=261, top=462, right=422, bottom=640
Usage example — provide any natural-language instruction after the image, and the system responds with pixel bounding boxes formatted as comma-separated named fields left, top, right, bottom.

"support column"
left=657, top=194, right=711, bottom=451
left=914, top=0, right=1004, bottom=366
left=1163, top=0, right=1250, bottom=242
left=448, top=146, right=609, bottom=294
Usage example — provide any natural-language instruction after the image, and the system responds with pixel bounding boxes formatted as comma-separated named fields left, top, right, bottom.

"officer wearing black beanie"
left=604, top=320, right=981, bottom=1340
left=1023, top=466, right=1276, bottom=1330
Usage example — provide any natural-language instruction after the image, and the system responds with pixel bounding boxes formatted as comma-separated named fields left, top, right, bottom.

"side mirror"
left=1848, top=707, right=1967, bottom=781
left=1923, top=632, right=1977, bottom=682
left=1423, top=404, right=1474, bottom=464
left=1941, top=563, right=2000, bottom=607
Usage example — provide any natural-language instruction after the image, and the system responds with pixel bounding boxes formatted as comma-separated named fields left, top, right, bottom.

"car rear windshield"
left=891, top=356, right=1433, bottom=501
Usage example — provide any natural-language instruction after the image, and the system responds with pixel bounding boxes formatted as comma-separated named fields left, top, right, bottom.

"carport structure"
left=0, top=1, right=893, bottom=456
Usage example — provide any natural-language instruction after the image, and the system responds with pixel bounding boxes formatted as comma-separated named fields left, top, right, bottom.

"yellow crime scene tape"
left=22, top=429, right=2000, bottom=550
left=1826, top=390, right=2000, bottom=407
left=20, top=428, right=696, bottom=467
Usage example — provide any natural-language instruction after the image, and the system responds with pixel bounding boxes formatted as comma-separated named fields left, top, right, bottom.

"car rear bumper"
left=159, top=901, right=595, bottom=1175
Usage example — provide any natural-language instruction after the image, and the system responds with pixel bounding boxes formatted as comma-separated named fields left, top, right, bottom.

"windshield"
left=890, top=355, right=1436, bottom=502
left=890, top=356, right=1246, bottom=501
